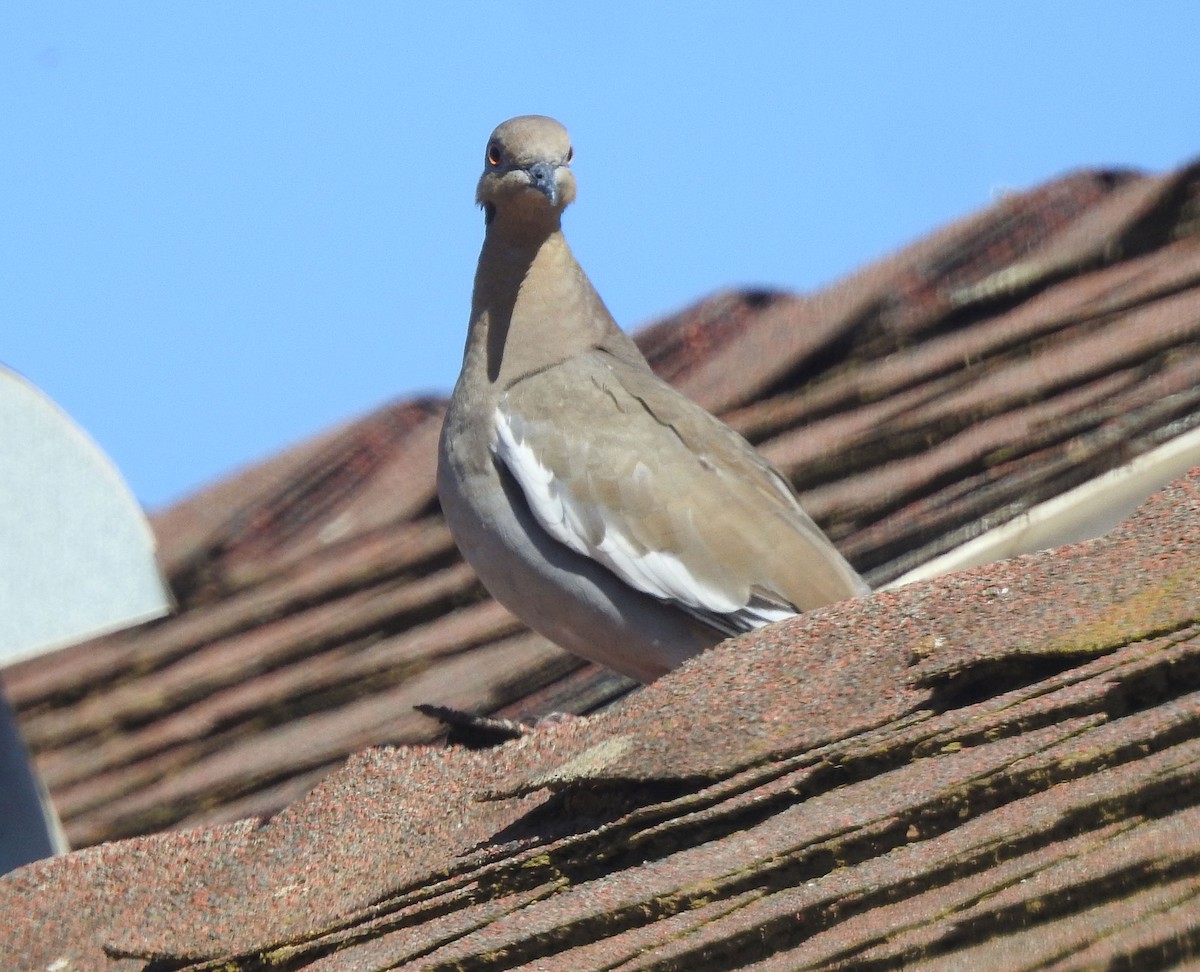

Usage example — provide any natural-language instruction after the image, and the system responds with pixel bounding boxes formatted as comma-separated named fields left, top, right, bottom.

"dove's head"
left=477, top=115, right=577, bottom=226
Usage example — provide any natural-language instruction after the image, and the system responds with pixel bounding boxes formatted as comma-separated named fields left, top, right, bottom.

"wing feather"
left=495, top=406, right=741, bottom=612
left=491, top=352, right=867, bottom=633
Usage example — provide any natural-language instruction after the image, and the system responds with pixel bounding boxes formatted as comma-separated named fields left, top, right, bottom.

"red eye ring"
left=486, top=142, right=502, bottom=167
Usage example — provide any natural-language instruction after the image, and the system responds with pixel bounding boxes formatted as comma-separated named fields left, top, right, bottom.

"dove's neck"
left=466, top=223, right=625, bottom=389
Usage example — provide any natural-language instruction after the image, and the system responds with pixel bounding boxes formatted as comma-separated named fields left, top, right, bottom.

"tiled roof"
left=3, top=157, right=1200, bottom=968
left=3, top=468, right=1198, bottom=969
left=8, top=160, right=1200, bottom=850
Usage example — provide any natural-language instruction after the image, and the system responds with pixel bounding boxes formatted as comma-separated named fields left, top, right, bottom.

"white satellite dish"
left=0, top=365, right=171, bottom=662
left=0, top=364, right=172, bottom=873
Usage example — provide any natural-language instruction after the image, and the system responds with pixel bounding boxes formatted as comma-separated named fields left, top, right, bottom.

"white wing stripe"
left=494, top=407, right=744, bottom=615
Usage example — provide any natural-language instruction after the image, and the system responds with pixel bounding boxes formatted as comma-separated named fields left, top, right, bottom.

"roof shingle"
left=4, top=157, right=1200, bottom=969
left=3, top=469, right=1199, bottom=969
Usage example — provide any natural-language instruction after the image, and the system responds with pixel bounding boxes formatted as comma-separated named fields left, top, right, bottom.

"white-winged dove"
left=437, top=115, right=869, bottom=683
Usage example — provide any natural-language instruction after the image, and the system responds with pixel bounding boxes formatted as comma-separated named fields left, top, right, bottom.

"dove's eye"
left=565, top=146, right=574, bottom=164
left=486, top=142, right=502, bottom=167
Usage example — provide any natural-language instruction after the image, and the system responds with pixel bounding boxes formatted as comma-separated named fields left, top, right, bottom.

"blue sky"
left=4, top=4, right=1197, bottom=511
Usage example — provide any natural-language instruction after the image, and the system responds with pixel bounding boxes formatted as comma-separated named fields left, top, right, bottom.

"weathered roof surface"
left=6, top=160, right=1200, bottom=853
left=9, top=160, right=1200, bottom=849
left=2, top=467, right=1198, bottom=970
left=2, top=159, right=1200, bottom=967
